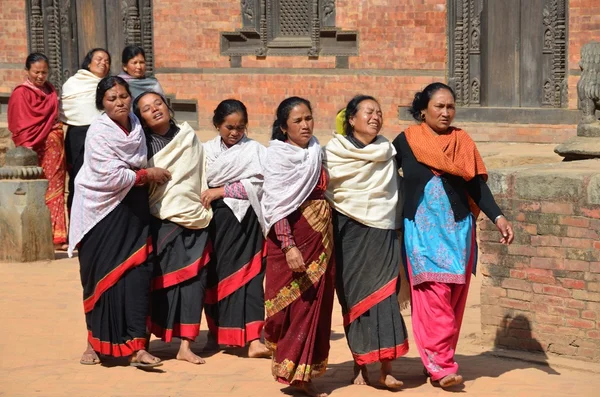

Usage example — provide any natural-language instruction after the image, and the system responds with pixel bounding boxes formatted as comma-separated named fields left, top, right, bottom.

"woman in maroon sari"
left=262, top=97, right=335, bottom=397
left=8, top=53, right=67, bottom=250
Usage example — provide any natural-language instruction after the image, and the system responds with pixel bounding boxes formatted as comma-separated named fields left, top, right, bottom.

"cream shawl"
left=324, top=133, right=401, bottom=230
left=147, top=122, right=213, bottom=229
left=204, top=135, right=266, bottom=224
left=59, top=69, right=102, bottom=126
left=261, top=137, right=322, bottom=234
left=68, top=113, right=147, bottom=256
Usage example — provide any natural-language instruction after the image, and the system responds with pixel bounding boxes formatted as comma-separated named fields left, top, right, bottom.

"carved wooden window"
left=447, top=0, right=567, bottom=108
left=221, top=0, right=358, bottom=61
left=26, top=0, right=154, bottom=90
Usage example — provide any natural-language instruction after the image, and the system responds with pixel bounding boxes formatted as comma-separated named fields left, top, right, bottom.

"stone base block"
left=554, top=136, right=600, bottom=160
left=0, top=180, right=54, bottom=262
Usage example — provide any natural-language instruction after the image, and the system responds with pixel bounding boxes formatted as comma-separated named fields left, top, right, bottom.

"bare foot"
left=379, top=360, right=403, bottom=389
left=248, top=339, right=271, bottom=358
left=176, top=338, right=205, bottom=364
left=352, top=363, right=370, bottom=385
left=130, top=349, right=162, bottom=368
left=80, top=341, right=100, bottom=365
left=54, top=243, right=68, bottom=251
left=292, top=381, right=328, bottom=397
left=438, top=373, right=463, bottom=388
left=202, top=332, right=219, bottom=352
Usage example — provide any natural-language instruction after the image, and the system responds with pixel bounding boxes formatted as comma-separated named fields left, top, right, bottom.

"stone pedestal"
left=0, top=127, right=15, bottom=167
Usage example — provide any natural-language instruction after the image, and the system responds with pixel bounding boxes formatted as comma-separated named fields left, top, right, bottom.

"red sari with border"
left=8, top=80, right=67, bottom=244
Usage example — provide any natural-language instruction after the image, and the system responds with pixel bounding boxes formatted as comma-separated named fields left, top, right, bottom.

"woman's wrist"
left=282, top=244, right=296, bottom=254
left=494, top=214, right=505, bottom=224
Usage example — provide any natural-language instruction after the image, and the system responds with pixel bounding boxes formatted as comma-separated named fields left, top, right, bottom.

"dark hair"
left=408, top=82, right=456, bottom=121
left=212, top=99, right=248, bottom=128
left=343, top=95, right=379, bottom=137
left=132, top=91, right=177, bottom=129
left=95, top=76, right=131, bottom=111
left=122, top=45, right=146, bottom=66
left=81, top=48, right=111, bottom=71
left=271, top=96, right=312, bottom=141
left=25, top=53, right=49, bottom=70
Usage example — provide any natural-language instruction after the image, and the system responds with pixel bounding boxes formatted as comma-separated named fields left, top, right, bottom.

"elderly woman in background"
left=60, top=48, right=111, bottom=210
left=201, top=99, right=270, bottom=358
left=262, top=97, right=335, bottom=397
left=324, top=95, right=408, bottom=389
left=8, top=52, right=67, bottom=250
left=118, top=45, right=165, bottom=100
left=393, top=82, right=514, bottom=388
left=69, top=76, right=170, bottom=367
left=133, top=91, right=213, bottom=365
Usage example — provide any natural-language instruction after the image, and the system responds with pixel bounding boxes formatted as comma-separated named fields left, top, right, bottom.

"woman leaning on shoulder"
left=392, top=82, right=514, bottom=388
left=60, top=48, right=111, bottom=210
left=8, top=52, right=68, bottom=250
left=69, top=76, right=170, bottom=368
left=262, top=97, right=335, bottom=397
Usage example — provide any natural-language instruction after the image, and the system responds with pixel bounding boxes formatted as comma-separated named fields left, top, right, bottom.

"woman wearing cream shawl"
left=324, top=95, right=408, bottom=390
left=200, top=99, right=270, bottom=359
left=70, top=77, right=170, bottom=368
left=261, top=97, right=335, bottom=397
left=133, top=92, right=213, bottom=365
left=60, top=48, right=111, bottom=210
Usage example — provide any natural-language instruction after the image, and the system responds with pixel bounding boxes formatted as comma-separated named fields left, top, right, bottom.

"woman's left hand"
left=495, top=216, right=514, bottom=245
left=201, top=187, right=225, bottom=209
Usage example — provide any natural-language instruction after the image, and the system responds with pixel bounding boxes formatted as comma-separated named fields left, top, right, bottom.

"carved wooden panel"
left=221, top=0, right=357, bottom=59
left=447, top=0, right=568, bottom=108
left=25, top=0, right=155, bottom=90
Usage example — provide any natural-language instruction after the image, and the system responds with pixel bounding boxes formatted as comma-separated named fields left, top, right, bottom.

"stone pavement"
left=1, top=255, right=599, bottom=397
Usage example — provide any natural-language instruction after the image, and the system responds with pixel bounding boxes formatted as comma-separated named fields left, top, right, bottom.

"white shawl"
left=59, top=69, right=102, bottom=126
left=68, top=113, right=147, bottom=256
left=147, top=122, right=213, bottom=229
left=261, top=137, right=322, bottom=234
left=204, top=135, right=266, bottom=224
left=324, top=133, right=401, bottom=230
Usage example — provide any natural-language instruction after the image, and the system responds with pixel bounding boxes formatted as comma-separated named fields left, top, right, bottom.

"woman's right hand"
left=285, top=247, right=306, bottom=272
left=146, top=167, right=172, bottom=185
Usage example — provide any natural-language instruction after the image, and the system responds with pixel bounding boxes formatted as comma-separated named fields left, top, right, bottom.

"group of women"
left=8, top=48, right=514, bottom=397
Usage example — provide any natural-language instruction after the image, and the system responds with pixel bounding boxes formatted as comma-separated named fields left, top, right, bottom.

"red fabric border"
left=83, top=237, right=152, bottom=313
left=352, top=339, right=410, bottom=366
left=343, top=277, right=398, bottom=327
left=205, top=315, right=264, bottom=347
left=204, top=249, right=263, bottom=305
left=147, top=321, right=201, bottom=342
left=151, top=243, right=212, bottom=291
left=87, top=330, right=146, bottom=357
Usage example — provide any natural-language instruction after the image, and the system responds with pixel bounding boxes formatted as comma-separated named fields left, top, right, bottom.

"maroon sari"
left=264, top=171, right=335, bottom=385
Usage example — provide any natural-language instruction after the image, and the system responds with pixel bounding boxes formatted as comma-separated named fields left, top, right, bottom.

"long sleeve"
left=274, top=218, right=296, bottom=250
left=224, top=181, right=248, bottom=200
left=466, top=175, right=504, bottom=221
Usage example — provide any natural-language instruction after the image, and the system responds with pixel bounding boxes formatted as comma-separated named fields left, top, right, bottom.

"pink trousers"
left=408, top=263, right=473, bottom=381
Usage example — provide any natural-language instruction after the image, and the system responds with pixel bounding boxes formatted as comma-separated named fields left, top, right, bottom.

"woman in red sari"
left=262, top=97, right=335, bottom=397
left=8, top=53, right=67, bottom=250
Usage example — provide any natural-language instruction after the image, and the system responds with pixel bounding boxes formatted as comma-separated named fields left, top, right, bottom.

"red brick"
left=582, top=310, right=598, bottom=320
left=531, top=257, right=564, bottom=270
left=506, top=289, right=532, bottom=301
left=588, top=282, right=600, bottom=292
left=565, top=318, right=596, bottom=329
left=591, top=262, right=600, bottom=273
left=501, top=278, right=532, bottom=292
left=566, top=227, right=599, bottom=239
left=580, top=207, right=600, bottom=219
left=499, top=297, right=531, bottom=311
left=589, top=331, right=600, bottom=339
left=509, top=269, right=527, bottom=279
left=536, top=246, right=566, bottom=259
left=540, top=284, right=572, bottom=298
left=563, top=259, right=590, bottom=272
left=531, top=236, right=562, bottom=247
left=558, top=278, right=586, bottom=290
left=508, top=245, right=537, bottom=257
left=535, top=313, right=563, bottom=325
left=517, top=201, right=541, bottom=212
left=565, top=298, right=586, bottom=309
left=541, top=202, right=573, bottom=215
left=559, top=216, right=590, bottom=228
left=561, top=237, right=593, bottom=249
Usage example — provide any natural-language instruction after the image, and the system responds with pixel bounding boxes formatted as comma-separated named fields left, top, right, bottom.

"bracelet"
left=282, top=244, right=296, bottom=254
left=494, top=215, right=505, bottom=224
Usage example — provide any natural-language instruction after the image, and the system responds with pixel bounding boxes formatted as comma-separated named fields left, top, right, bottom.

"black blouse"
left=392, top=132, right=503, bottom=222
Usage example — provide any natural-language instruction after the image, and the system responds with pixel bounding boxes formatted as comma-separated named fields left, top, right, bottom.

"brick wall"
left=0, top=0, right=28, bottom=93
left=480, top=160, right=600, bottom=362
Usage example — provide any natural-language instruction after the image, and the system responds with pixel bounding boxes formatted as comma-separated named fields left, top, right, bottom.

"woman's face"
left=102, top=84, right=131, bottom=126
left=217, top=112, right=246, bottom=147
left=123, top=54, right=146, bottom=78
left=26, top=61, right=49, bottom=88
left=283, top=103, right=314, bottom=149
left=88, top=51, right=110, bottom=78
left=422, top=89, right=456, bottom=134
left=350, top=99, right=383, bottom=144
left=137, top=93, right=171, bottom=134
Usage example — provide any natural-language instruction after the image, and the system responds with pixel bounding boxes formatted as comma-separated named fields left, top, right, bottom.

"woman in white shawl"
left=70, top=76, right=171, bottom=367
left=60, top=48, right=111, bottom=210
left=262, top=97, right=335, bottom=397
left=323, top=95, right=408, bottom=389
left=133, top=91, right=213, bottom=365
left=200, top=99, right=270, bottom=359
